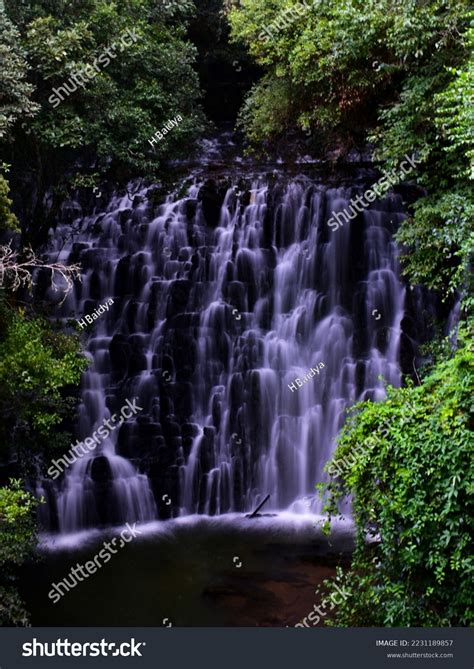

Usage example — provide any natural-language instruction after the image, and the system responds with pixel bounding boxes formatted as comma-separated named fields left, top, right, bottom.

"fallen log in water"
left=246, top=494, right=271, bottom=518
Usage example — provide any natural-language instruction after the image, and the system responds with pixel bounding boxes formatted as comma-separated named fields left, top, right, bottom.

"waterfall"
left=40, top=172, right=408, bottom=533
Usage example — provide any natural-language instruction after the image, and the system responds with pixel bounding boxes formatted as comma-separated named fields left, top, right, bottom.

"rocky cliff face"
left=37, top=164, right=434, bottom=534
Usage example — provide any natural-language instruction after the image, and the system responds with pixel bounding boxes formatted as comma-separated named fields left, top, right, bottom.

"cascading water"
left=39, top=168, right=411, bottom=534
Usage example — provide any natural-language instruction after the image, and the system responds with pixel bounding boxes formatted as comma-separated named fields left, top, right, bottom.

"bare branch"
left=0, top=243, right=81, bottom=302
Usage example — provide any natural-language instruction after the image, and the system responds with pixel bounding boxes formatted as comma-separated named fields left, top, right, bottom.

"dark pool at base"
left=20, top=516, right=354, bottom=627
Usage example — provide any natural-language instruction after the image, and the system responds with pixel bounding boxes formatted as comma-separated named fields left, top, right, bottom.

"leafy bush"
left=321, top=337, right=474, bottom=626
left=395, top=189, right=474, bottom=303
left=0, top=479, right=40, bottom=626
left=0, top=305, right=87, bottom=461
left=0, top=174, right=20, bottom=232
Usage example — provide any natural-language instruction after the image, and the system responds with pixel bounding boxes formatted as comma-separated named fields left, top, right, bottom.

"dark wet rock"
left=198, top=179, right=228, bottom=227
left=90, top=456, right=113, bottom=483
left=109, top=334, right=131, bottom=376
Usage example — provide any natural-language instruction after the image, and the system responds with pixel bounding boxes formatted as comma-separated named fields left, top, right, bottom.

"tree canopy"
left=2, top=0, right=206, bottom=176
left=229, top=0, right=473, bottom=305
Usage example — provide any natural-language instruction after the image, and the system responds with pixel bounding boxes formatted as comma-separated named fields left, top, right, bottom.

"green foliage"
left=0, top=479, right=39, bottom=626
left=236, top=75, right=293, bottom=143
left=321, top=338, right=474, bottom=626
left=369, top=18, right=474, bottom=302
left=0, top=173, right=20, bottom=231
left=0, top=586, right=31, bottom=627
left=435, top=34, right=474, bottom=182
left=230, top=1, right=467, bottom=140
left=0, top=479, right=38, bottom=567
left=3, top=0, right=206, bottom=174
left=0, top=305, right=88, bottom=460
left=230, top=1, right=473, bottom=304
left=0, top=7, right=38, bottom=140
left=395, top=189, right=474, bottom=302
